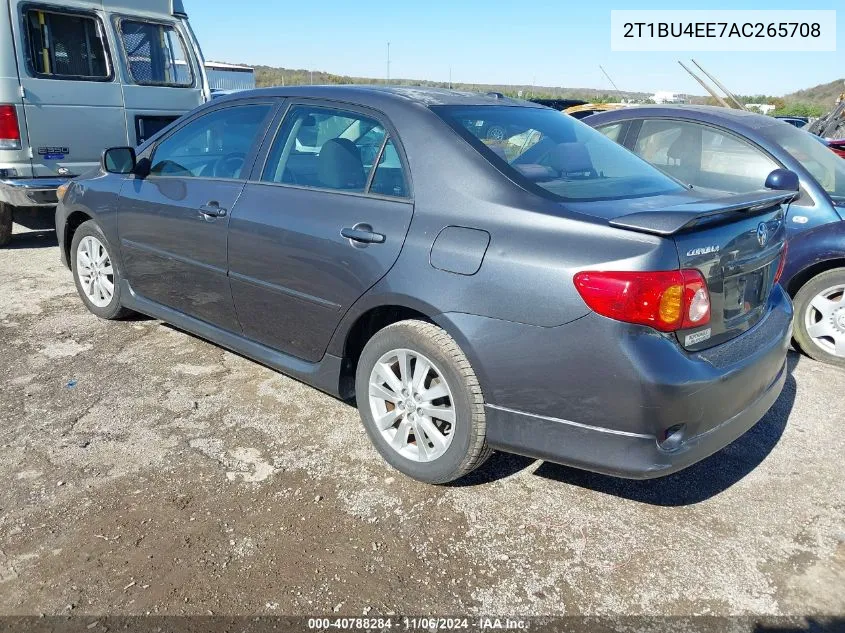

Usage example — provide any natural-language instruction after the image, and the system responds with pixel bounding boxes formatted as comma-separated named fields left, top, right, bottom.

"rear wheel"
left=793, top=268, right=845, bottom=368
left=0, top=203, right=12, bottom=246
left=70, top=220, right=131, bottom=320
left=355, top=320, right=492, bottom=484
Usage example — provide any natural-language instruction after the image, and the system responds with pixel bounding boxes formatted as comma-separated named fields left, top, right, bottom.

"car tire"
left=70, top=220, right=132, bottom=320
left=355, top=320, right=493, bottom=484
left=792, top=268, right=845, bottom=368
left=0, top=203, right=12, bottom=246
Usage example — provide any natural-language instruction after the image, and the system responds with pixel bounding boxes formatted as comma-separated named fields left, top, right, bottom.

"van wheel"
left=0, top=203, right=12, bottom=246
left=355, top=320, right=492, bottom=484
left=70, top=220, right=132, bottom=320
left=792, top=268, right=845, bottom=368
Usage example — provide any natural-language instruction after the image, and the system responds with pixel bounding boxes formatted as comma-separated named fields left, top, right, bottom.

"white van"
left=0, top=0, right=209, bottom=244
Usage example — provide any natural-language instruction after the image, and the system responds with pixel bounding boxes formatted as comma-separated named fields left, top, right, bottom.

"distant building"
left=745, top=103, right=776, bottom=115
left=205, top=62, right=256, bottom=93
left=651, top=91, right=686, bottom=104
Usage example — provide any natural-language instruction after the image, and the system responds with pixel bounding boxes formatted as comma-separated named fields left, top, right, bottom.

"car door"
left=227, top=101, right=414, bottom=362
left=11, top=2, right=126, bottom=178
left=619, top=118, right=780, bottom=193
left=118, top=100, right=275, bottom=331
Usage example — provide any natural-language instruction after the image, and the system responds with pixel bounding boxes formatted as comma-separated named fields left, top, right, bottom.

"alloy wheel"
left=368, top=348, right=456, bottom=462
left=76, top=235, right=115, bottom=308
left=804, top=284, right=845, bottom=357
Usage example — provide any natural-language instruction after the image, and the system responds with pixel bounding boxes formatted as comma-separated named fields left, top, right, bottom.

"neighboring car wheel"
left=0, top=203, right=12, bottom=246
left=793, top=268, right=845, bottom=368
left=355, top=320, right=492, bottom=484
left=70, top=220, right=131, bottom=320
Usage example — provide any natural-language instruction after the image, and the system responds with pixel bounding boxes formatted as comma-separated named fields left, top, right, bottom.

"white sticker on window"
left=685, top=328, right=712, bottom=347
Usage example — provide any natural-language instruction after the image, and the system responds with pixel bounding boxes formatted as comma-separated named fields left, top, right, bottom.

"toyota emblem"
left=756, top=223, right=769, bottom=247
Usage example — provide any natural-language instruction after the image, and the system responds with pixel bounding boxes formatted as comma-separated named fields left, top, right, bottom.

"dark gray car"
left=56, top=87, right=794, bottom=484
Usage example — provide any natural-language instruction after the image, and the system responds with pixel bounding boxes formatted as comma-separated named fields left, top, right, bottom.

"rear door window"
left=262, top=105, right=408, bottom=197
left=118, top=19, right=192, bottom=86
left=23, top=7, right=110, bottom=80
left=149, top=104, right=273, bottom=179
left=633, top=119, right=779, bottom=193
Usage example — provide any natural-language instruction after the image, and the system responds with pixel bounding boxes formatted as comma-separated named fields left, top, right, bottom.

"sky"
left=187, top=0, right=844, bottom=97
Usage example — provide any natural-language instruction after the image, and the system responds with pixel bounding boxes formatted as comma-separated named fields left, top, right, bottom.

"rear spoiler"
left=609, top=190, right=797, bottom=236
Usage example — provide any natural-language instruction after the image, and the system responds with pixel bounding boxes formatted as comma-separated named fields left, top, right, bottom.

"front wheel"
left=792, top=268, right=845, bottom=368
left=70, top=220, right=132, bottom=320
left=0, top=203, right=12, bottom=246
left=355, top=320, right=492, bottom=484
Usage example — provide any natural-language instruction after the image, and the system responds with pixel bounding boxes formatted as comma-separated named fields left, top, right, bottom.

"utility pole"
left=386, top=42, right=391, bottom=85
left=449, top=66, right=452, bottom=90
left=310, top=69, right=313, bottom=85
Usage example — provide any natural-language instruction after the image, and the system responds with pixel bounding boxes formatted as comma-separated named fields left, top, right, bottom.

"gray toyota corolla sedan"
left=56, top=87, right=794, bottom=484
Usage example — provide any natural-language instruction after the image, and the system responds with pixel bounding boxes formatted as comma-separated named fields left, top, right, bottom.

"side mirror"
left=764, top=168, right=800, bottom=192
left=102, top=147, right=136, bottom=175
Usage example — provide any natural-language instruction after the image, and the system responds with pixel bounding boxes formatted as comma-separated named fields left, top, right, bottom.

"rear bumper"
left=0, top=177, right=68, bottom=207
left=438, top=285, right=793, bottom=479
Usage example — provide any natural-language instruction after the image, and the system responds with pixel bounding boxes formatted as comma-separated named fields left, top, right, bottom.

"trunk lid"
left=609, top=190, right=791, bottom=351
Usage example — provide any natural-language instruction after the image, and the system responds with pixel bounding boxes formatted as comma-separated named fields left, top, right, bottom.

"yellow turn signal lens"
left=56, top=183, right=69, bottom=202
left=658, top=284, right=683, bottom=325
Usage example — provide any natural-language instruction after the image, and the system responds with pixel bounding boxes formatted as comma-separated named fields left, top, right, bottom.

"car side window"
left=596, top=122, right=624, bottom=143
left=149, top=104, right=272, bottom=179
left=262, top=105, right=406, bottom=196
left=369, top=138, right=408, bottom=198
left=633, top=119, right=779, bottom=193
left=23, top=8, right=110, bottom=80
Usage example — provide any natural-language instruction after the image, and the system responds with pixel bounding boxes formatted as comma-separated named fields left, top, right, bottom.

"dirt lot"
left=1, top=226, right=844, bottom=619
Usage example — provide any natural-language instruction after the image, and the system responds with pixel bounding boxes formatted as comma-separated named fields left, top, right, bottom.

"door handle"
left=341, top=225, right=385, bottom=244
left=199, top=202, right=227, bottom=218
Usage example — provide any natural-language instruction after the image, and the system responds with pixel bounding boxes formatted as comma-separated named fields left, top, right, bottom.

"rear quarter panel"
left=782, top=219, right=845, bottom=294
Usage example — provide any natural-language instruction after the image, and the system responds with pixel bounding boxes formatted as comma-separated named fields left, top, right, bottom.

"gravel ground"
left=0, top=227, right=843, bottom=619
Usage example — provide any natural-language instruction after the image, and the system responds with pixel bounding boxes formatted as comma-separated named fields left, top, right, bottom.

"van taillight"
left=574, top=269, right=711, bottom=332
left=0, top=105, right=22, bottom=150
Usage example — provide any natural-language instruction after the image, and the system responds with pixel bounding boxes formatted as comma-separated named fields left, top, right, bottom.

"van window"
left=23, top=8, right=110, bottom=80
left=118, top=20, right=192, bottom=87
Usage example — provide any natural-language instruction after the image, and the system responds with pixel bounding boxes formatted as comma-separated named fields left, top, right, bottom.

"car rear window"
left=432, top=105, right=684, bottom=202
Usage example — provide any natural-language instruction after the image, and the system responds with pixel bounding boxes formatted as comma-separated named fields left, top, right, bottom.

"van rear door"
left=11, top=1, right=127, bottom=178
left=110, top=13, right=204, bottom=145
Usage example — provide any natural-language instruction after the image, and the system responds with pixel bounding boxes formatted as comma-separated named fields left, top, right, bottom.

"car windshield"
left=760, top=124, right=845, bottom=202
left=432, top=105, right=683, bottom=201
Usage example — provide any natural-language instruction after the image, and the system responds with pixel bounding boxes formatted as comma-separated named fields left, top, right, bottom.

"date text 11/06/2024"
left=307, top=617, right=529, bottom=630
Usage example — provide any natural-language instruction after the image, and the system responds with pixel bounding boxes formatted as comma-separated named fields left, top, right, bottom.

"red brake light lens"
left=774, top=243, right=788, bottom=284
left=574, top=269, right=711, bottom=332
left=0, top=105, right=22, bottom=150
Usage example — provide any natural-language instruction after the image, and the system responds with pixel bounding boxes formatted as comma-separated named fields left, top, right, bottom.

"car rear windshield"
left=432, top=105, right=684, bottom=201
left=118, top=20, right=192, bottom=87
left=759, top=124, right=845, bottom=203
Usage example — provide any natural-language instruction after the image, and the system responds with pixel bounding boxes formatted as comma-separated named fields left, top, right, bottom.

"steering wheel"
left=214, top=152, right=246, bottom=179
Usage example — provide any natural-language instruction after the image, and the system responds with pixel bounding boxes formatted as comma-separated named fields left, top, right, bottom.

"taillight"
left=0, top=105, right=22, bottom=150
left=774, top=243, right=788, bottom=284
left=574, top=269, right=711, bottom=332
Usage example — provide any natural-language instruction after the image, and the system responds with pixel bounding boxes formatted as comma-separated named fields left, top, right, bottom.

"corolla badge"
left=686, top=245, right=720, bottom=257
left=757, top=223, right=770, bottom=247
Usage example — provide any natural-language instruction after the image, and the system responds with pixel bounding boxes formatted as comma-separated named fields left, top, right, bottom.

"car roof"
left=587, top=104, right=782, bottom=133
left=210, top=85, right=544, bottom=109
